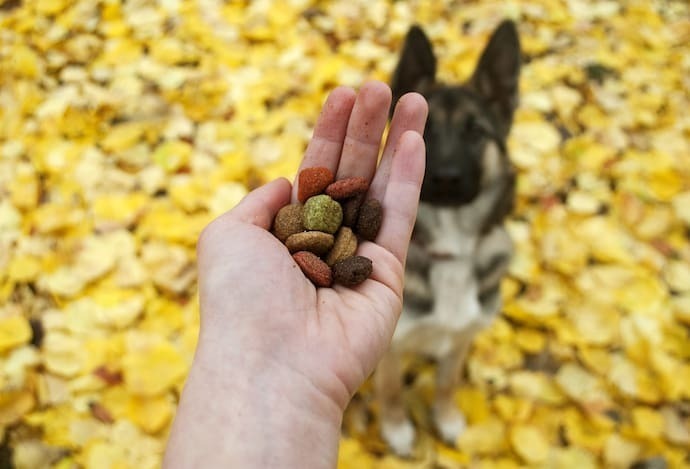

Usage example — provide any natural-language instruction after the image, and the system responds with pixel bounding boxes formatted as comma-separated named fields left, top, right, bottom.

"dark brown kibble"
left=285, top=231, right=334, bottom=255
left=273, top=203, right=304, bottom=241
left=342, top=193, right=365, bottom=227
left=333, top=256, right=373, bottom=286
left=356, top=199, right=383, bottom=241
left=325, top=177, right=369, bottom=200
left=293, top=251, right=333, bottom=287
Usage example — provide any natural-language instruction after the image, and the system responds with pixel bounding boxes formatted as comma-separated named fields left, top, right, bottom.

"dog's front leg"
left=375, top=349, right=416, bottom=457
left=432, top=335, right=474, bottom=446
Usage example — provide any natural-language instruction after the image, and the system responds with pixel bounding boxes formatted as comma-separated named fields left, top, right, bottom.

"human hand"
left=164, top=81, right=427, bottom=468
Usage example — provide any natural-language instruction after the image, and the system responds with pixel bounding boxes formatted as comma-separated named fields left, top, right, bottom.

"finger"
left=335, top=81, right=392, bottom=182
left=376, top=131, right=426, bottom=263
left=292, top=86, right=357, bottom=202
left=225, top=177, right=292, bottom=229
left=368, top=92, right=428, bottom=201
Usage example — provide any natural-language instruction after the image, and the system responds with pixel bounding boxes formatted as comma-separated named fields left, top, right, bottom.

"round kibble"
left=325, top=177, right=369, bottom=200
left=342, top=193, right=365, bottom=227
left=333, top=256, right=373, bottom=286
left=326, top=227, right=358, bottom=266
left=303, top=194, right=343, bottom=234
left=293, top=251, right=332, bottom=287
left=285, top=231, right=334, bottom=255
left=356, top=199, right=383, bottom=241
left=273, top=203, right=304, bottom=241
left=298, top=166, right=334, bottom=203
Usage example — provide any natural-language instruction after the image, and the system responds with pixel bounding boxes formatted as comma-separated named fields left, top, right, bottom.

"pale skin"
left=163, top=81, right=428, bottom=468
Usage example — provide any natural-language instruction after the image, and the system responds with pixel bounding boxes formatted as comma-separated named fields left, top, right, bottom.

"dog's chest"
left=393, top=205, right=491, bottom=357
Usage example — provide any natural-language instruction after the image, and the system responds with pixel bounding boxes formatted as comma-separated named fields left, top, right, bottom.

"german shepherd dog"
left=375, top=21, right=520, bottom=456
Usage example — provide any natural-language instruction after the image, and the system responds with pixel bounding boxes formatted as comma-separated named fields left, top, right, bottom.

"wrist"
left=164, top=334, right=343, bottom=468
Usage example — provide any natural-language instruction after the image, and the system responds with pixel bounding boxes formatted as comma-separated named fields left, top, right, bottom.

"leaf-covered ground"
left=1, top=0, right=689, bottom=467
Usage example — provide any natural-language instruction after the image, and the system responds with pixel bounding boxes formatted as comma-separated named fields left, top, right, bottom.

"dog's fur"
left=375, top=21, right=520, bottom=456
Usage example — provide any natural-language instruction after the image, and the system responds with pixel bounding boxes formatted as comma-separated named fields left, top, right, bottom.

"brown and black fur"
left=375, top=20, right=520, bottom=456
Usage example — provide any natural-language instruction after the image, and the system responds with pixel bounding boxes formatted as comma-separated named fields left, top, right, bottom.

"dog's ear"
left=391, top=25, right=436, bottom=107
left=469, top=20, right=521, bottom=137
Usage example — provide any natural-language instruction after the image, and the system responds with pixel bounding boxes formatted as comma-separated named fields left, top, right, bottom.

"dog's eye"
left=463, top=116, right=484, bottom=141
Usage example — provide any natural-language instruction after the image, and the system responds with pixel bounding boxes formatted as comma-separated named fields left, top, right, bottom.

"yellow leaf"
left=207, top=182, right=248, bottom=217
left=35, top=0, right=70, bottom=15
left=0, top=200, right=22, bottom=233
left=509, top=425, right=549, bottom=464
left=663, top=260, right=690, bottom=293
left=604, top=434, right=641, bottom=469
left=8, top=166, right=40, bottom=210
left=218, top=151, right=252, bottom=182
left=578, top=347, right=613, bottom=376
left=31, top=202, right=84, bottom=234
left=0, top=390, right=35, bottom=426
left=508, top=371, right=566, bottom=405
left=42, top=331, right=85, bottom=377
left=493, top=395, right=533, bottom=423
left=551, top=447, right=598, bottom=469
left=555, top=363, right=612, bottom=412
left=139, top=241, right=196, bottom=294
left=153, top=140, right=193, bottom=172
left=102, top=386, right=174, bottom=434
left=149, top=38, right=195, bottom=65
left=137, top=203, right=208, bottom=245
left=101, top=123, right=147, bottom=153
left=336, top=438, right=376, bottom=469
left=671, top=294, right=690, bottom=326
left=671, top=191, right=690, bottom=226
left=563, top=136, right=615, bottom=171
left=0, top=315, right=32, bottom=353
left=565, top=304, right=620, bottom=346
left=455, top=387, right=491, bottom=424
left=567, top=190, right=601, bottom=214
left=92, top=192, right=149, bottom=228
left=24, top=406, right=79, bottom=447
left=661, top=406, right=690, bottom=446
left=457, top=418, right=507, bottom=456
left=7, top=255, right=42, bottom=283
left=123, top=340, right=187, bottom=397
left=632, top=406, right=664, bottom=440
left=9, top=45, right=43, bottom=78
left=608, top=354, right=661, bottom=403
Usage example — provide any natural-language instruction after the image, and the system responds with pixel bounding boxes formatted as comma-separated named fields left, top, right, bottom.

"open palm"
left=165, top=81, right=427, bottom=468
left=195, top=82, right=427, bottom=409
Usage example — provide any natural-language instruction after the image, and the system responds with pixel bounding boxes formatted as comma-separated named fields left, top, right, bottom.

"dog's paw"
left=381, top=418, right=416, bottom=457
left=433, top=405, right=467, bottom=446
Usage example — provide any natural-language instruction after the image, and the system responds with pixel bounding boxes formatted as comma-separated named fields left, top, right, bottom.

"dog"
left=374, top=20, right=520, bottom=456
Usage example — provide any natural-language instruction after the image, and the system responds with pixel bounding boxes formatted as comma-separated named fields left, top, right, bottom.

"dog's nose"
left=431, top=174, right=462, bottom=189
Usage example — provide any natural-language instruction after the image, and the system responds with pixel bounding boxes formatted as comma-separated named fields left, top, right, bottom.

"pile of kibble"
left=272, top=167, right=382, bottom=287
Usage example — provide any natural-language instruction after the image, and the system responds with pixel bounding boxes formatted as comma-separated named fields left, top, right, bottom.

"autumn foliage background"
left=1, top=0, right=690, bottom=467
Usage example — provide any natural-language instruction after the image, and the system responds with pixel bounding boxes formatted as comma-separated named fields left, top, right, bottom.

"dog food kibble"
left=271, top=167, right=385, bottom=288
left=342, top=193, right=365, bottom=227
left=273, top=203, right=304, bottom=241
left=356, top=198, right=383, bottom=241
left=298, top=166, right=334, bottom=203
left=303, top=194, right=343, bottom=234
left=293, top=251, right=333, bottom=287
left=325, top=176, right=369, bottom=200
left=285, top=231, right=334, bottom=255
left=326, top=227, right=358, bottom=266
left=333, top=256, right=373, bottom=287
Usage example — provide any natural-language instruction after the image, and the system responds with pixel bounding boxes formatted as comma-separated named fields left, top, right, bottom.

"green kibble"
left=303, top=194, right=343, bottom=234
